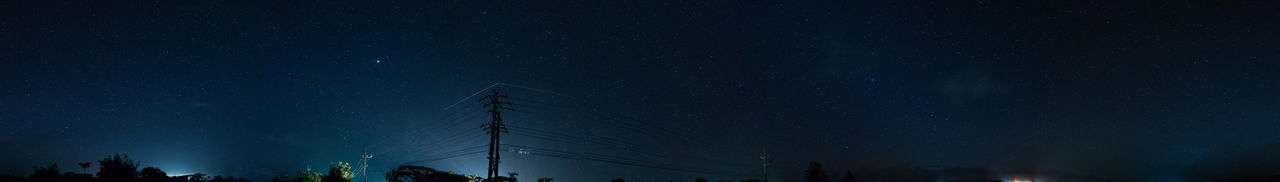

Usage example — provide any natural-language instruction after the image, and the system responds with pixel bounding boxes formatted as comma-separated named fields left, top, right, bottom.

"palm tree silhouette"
left=78, top=162, right=91, bottom=173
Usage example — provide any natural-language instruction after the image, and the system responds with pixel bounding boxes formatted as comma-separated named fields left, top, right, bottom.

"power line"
left=512, top=103, right=743, bottom=157
left=395, top=144, right=489, bottom=165
left=367, top=99, right=488, bottom=156
left=501, top=88, right=756, bottom=167
left=507, top=125, right=668, bottom=159
left=444, top=83, right=501, bottom=110
left=501, top=144, right=740, bottom=177
left=504, top=130, right=753, bottom=169
left=398, top=150, right=488, bottom=165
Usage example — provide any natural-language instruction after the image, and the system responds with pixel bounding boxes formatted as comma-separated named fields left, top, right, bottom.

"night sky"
left=4, top=0, right=1280, bottom=182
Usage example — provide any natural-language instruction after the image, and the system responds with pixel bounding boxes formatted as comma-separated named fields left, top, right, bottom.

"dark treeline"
left=6, top=154, right=1280, bottom=182
left=2, top=153, right=248, bottom=182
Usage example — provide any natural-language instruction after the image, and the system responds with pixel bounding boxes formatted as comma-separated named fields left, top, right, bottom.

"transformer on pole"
left=480, top=86, right=513, bottom=180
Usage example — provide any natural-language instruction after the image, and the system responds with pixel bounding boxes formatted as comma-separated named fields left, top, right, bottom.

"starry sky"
left=3, top=0, right=1280, bottom=182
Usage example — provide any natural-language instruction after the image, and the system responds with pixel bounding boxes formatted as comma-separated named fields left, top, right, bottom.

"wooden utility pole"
left=359, top=149, right=373, bottom=182
left=480, top=86, right=513, bottom=180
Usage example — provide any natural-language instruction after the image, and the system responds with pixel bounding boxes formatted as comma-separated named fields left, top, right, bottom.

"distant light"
left=375, top=59, right=382, bottom=63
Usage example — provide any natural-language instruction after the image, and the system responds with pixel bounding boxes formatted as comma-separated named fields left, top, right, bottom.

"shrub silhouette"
left=299, top=171, right=323, bottom=182
left=29, top=163, right=60, bottom=182
left=139, top=167, right=168, bottom=182
left=384, top=165, right=471, bottom=182
left=840, top=170, right=857, bottom=182
left=323, top=162, right=354, bottom=182
left=98, top=153, right=139, bottom=182
left=272, top=175, right=299, bottom=182
left=805, top=161, right=829, bottom=182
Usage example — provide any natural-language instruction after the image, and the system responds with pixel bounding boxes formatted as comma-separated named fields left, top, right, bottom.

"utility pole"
left=480, top=86, right=513, bottom=180
left=760, top=150, right=769, bottom=182
left=359, top=149, right=373, bottom=182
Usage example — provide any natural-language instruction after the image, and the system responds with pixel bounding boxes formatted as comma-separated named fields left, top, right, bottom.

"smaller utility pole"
left=359, top=149, right=373, bottom=182
left=760, top=150, right=770, bottom=182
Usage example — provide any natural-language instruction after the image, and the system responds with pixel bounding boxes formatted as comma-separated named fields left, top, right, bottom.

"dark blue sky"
left=3, top=0, right=1280, bottom=181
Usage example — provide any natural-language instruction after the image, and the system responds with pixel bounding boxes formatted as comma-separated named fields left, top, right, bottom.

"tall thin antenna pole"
left=481, top=86, right=513, bottom=180
left=761, top=150, right=770, bottom=182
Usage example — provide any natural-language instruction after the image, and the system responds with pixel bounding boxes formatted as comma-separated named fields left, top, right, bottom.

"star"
left=375, top=59, right=382, bottom=64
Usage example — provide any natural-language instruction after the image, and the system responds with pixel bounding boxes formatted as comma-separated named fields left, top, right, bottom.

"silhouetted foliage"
left=384, top=165, right=472, bottom=182
left=299, top=171, right=323, bottom=182
left=29, top=163, right=60, bottom=182
left=1, top=174, right=27, bottom=182
left=695, top=178, right=708, bottom=182
left=64, top=172, right=94, bottom=182
left=188, top=173, right=209, bottom=182
left=805, top=161, right=829, bottom=182
left=139, top=167, right=168, bottom=182
left=1211, top=176, right=1280, bottom=182
left=488, top=176, right=517, bottom=182
left=203, top=176, right=251, bottom=182
left=98, top=153, right=139, bottom=182
left=537, top=177, right=553, bottom=182
left=841, top=170, right=857, bottom=182
left=611, top=178, right=625, bottom=182
left=273, top=174, right=300, bottom=182
left=324, top=162, right=355, bottom=182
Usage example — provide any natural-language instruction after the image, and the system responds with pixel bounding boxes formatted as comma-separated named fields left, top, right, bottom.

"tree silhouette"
left=804, top=161, right=829, bottom=182
left=840, top=170, right=857, bottom=182
left=98, top=153, right=139, bottom=182
left=324, top=162, right=354, bottom=182
left=78, top=162, right=92, bottom=173
left=139, top=167, right=168, bottom=182
left=272, top=175, right=299, bottom=182
left=29, top=163, right=60, bottom=182
left=696, top=178, right=708, bottom=182
left=383, top=165, right=471, bottom=182
left=537, top=177, right=553, bottom=182
left=63, top=172, right=94, bottom=181
left=299, top=171, right=323, bottom=182
left=191, top=173, right=208, bottom=182
left=611, top=178, right=625, bottom=182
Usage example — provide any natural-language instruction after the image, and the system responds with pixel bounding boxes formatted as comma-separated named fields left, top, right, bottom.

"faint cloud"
left=263, top=133, right=316, bottom=148
left=188, top=102, right=210, bottom=108
left=936, top=66, right=1008, bottom=105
